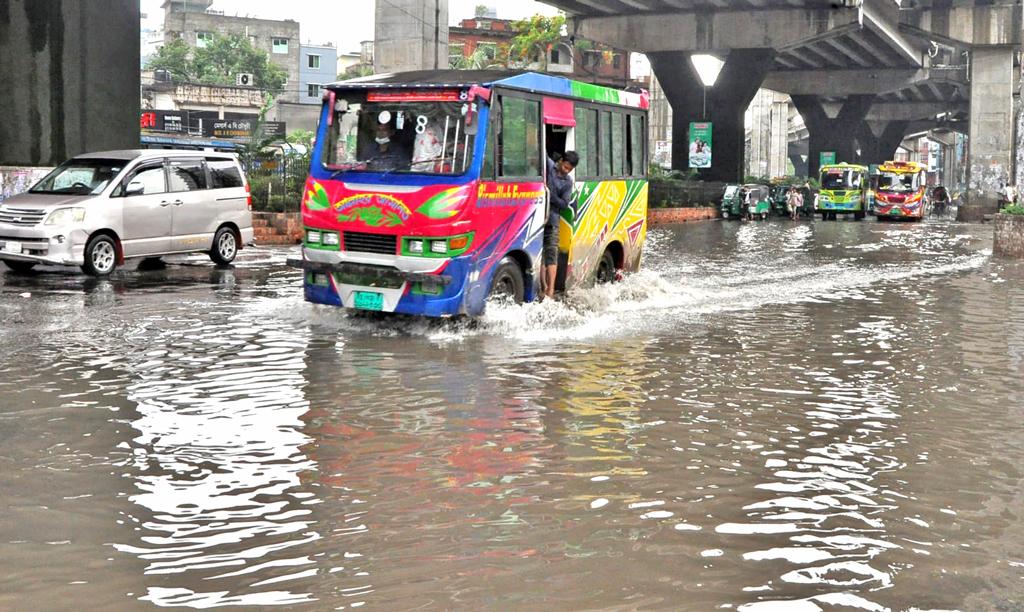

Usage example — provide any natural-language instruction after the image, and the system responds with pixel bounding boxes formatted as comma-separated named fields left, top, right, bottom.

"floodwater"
left=1, top=218, right=1023, bottom=611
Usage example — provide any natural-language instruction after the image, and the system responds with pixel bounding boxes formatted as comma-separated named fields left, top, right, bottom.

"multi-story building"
left=448, top=16, right=633, bottom=89
left=161, top=0, right=301, bottom=102
left=299, top=44, right=338, bottom=104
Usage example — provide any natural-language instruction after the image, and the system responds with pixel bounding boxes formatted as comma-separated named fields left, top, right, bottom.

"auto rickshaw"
left=721, top=184, right=743, bottom=219
left=741, top=184, right=772, bottom=220
left=769, top=184, right=790, bottom=217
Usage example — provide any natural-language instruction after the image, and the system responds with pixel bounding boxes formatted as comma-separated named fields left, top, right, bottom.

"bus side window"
left=628, top=114, right=645, bottom=176
left=573, top=106, right=597, bottom=178
left=599, top=110, right=612, bottom=177
left=481, top=101, right=498, bottom=179
left=610, top=112, right=625, bottom=177
left=498, top=96, right=541, bottom=178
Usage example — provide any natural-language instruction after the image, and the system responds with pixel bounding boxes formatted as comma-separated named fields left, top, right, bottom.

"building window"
left=272, top=38, right=289, bottom=54
left=550, top=48, right=561, bottom=64
left=308, top=54, right=320, bottom=69
left=477, top=20, right=492, bottom=30
left=196, top=31, right=214, bottom=48
left=307, top=83, right=321, bottom=98
left=613, top=54, right=622, bottom=69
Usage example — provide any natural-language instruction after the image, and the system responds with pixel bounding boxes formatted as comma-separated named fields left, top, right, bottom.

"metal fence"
left=242, top=149, right=310, bottom=214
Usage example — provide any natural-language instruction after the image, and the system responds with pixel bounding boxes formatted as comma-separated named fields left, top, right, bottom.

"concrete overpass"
left=547, top=0, right=1019, bottom=218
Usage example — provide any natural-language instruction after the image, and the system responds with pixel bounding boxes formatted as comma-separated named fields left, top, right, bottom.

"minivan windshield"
left=323, top=90, right=477, bottom=175
left=31, top=159, right=126, bottom=195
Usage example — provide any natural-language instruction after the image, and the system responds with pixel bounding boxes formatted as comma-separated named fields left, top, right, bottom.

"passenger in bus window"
left=544, top=150, right=579, bottom=300
left=367, top=121, right=411, bottom=172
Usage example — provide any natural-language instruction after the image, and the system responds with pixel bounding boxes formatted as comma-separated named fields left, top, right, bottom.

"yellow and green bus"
left=818, top=163, right=869, bottom=221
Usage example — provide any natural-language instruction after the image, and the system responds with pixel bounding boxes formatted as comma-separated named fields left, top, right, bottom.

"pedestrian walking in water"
left=786, top=187, right=799, bottom=220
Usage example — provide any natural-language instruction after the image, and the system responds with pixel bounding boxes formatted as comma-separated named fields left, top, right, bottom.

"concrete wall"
left=0, top=0, right=140, bottom=167
left=163, top=8, right=300, bottom=102
left=299, top=44, right=338, bottom=105
left=375, top=0, right=449, bottom=74
left=0, top=167, right=54, bottom=204
left=269, top=101, right=321, bottom=133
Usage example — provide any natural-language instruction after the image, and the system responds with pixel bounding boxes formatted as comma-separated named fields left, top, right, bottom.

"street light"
left=690, top=54, right=724, bottom=119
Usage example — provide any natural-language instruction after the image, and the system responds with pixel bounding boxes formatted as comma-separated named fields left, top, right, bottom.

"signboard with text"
left=688, top=122, right=712, bottom=169
left=208, top=120, right=286, bottom=140
left=819, top=151, right=836, bottom=166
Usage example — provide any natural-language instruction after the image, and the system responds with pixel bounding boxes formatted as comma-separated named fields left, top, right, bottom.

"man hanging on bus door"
left=543, top=150, right=579, bottom=300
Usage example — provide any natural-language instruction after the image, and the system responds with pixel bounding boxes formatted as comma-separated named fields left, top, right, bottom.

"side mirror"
left=125, top=181, right=145, bottom=197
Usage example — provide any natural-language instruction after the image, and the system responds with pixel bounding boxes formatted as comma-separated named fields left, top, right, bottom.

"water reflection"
left=116, top=317, right=316, bottom=607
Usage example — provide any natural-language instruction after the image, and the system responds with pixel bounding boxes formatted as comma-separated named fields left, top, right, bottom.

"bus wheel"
left=596, top=249, right=616, bottom=284
left=487, top=257, right=524, bottom=305
left=821, top=212, right=828, bottom=221
left=854, top=211, right=865, bottom=221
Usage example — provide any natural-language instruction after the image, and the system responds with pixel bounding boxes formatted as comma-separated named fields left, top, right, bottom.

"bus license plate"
left=353, top=291, right=384, bottom=311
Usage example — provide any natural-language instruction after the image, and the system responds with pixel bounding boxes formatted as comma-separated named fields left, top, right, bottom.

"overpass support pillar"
left=792, top=95, right=874, bottom=177
left=649, top=49, right=775, bottom=182
left=858, top=121, right=910, bottom=166
left=960, top=47, right=1015, bottom=222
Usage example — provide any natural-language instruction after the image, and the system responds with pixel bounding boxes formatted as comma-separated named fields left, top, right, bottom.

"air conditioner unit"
left=236, top=73, right=254, bottom=87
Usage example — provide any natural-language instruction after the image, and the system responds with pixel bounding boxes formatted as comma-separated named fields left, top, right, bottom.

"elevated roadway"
left=546, top=0, right=1018, bottom=217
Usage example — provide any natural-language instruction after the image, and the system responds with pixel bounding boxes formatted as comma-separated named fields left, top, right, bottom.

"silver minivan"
left=0, top=149, right=255, bottom=276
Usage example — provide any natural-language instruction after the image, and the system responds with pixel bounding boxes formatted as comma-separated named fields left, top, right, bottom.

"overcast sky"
left=141, top=0, right=561, bottom=53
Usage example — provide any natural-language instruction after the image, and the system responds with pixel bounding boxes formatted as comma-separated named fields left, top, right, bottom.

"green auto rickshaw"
left=769, top=184, right=790, bottom=217
left=741, top=184, right=772, bottom=220
left=721, top=184, right=743, bottom=219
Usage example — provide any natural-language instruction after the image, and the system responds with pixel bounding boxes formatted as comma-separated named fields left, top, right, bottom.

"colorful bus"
left=817, top=163, right=868, bottom=220
left=287, top=70, right=649, bottom=317
left=874, top=160, right=927, bottom=221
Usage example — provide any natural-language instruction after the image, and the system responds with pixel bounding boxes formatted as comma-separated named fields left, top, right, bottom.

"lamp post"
left=690, top=54, right=725, bottom=118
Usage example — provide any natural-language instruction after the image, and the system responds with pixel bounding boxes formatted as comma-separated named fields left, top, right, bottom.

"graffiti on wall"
left=0, top=167, right=52, bottom=204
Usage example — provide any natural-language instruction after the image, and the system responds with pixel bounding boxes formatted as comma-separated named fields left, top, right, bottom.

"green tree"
left=147, top=37, right=194, bottom=81
left=450, top=45, right=508, bottom=70
left=146, top=32, right=287, bottom=93
left=508, top=14, right=565, bottom=69
left=192, top=33, right=287, bottom=93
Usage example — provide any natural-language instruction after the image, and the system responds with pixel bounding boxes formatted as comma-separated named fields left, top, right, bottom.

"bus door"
left=542, top=96, right=576, bottom=290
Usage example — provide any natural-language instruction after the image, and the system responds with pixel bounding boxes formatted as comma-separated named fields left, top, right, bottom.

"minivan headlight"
left=44, top=207, right=86, bottom=226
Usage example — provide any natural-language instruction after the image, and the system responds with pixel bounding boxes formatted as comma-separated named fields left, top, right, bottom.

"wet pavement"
left=1, top=217, right=1023, bottom=610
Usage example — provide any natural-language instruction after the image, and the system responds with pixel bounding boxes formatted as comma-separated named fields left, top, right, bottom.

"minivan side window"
left=124, top=164, right=167, bottom=196
left=207, top=158, right=244, bottom=189
left=167, top=159, right=207, bottom=192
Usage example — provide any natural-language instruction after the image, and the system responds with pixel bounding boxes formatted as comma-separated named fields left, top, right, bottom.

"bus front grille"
left=343, top=231, right=397, bottom=255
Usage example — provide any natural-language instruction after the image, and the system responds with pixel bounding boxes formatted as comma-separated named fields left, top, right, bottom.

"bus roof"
left=820, top=163, right=867, bottom=172
left=878, top=160, right=926, bottom=173
left=327, top=70, right=649, bottom=110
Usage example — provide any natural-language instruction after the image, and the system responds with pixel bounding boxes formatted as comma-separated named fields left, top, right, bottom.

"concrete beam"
left=763, top=67, right=929, bottom=95
left=865, top=101, right=968, bottom=121
left=860, top=0, right=924, bottom=66
left=900, top=3, right=1022, bottom=47
left=568, top=6, right=862, bottom=52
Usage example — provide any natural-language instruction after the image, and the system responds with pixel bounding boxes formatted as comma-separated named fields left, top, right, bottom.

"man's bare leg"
left=544, top=264, right=557, bottom=299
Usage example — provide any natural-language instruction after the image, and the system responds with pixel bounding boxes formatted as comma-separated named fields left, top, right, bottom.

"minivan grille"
left=0, top=206, right=47, bottom=226
left=343, top=231, right=397, bottom=255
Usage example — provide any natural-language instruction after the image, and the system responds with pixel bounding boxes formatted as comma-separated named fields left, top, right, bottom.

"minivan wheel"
left=81, top=235, right=117, bottom=276
left=3, top=259, right=37, bottom=273
left=210, top=227, right=237, bottom=266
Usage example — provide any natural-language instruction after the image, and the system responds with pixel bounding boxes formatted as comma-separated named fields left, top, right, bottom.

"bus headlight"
left=322, top=232, right=339, bottom=246
left=306, top=229, right=322, bottom=244
left=44, top=207, right=86, bottom=226
left=408, top=239, right=424, bottom=253
left=430, top=240, right=447, bottom=254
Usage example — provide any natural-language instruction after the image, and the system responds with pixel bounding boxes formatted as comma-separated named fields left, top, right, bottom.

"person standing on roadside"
left=543, top=151, right=579, bottom=300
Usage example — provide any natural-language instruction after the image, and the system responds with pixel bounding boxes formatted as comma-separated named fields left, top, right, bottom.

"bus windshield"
left=877, top=171, right=920, bottom=193
left=323, top=92, right=477, bottom=176
left=820, top=169, right=861, bottom=191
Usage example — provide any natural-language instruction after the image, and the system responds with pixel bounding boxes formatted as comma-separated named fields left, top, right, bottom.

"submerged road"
left=1, top=218, right=1022, bottom=610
